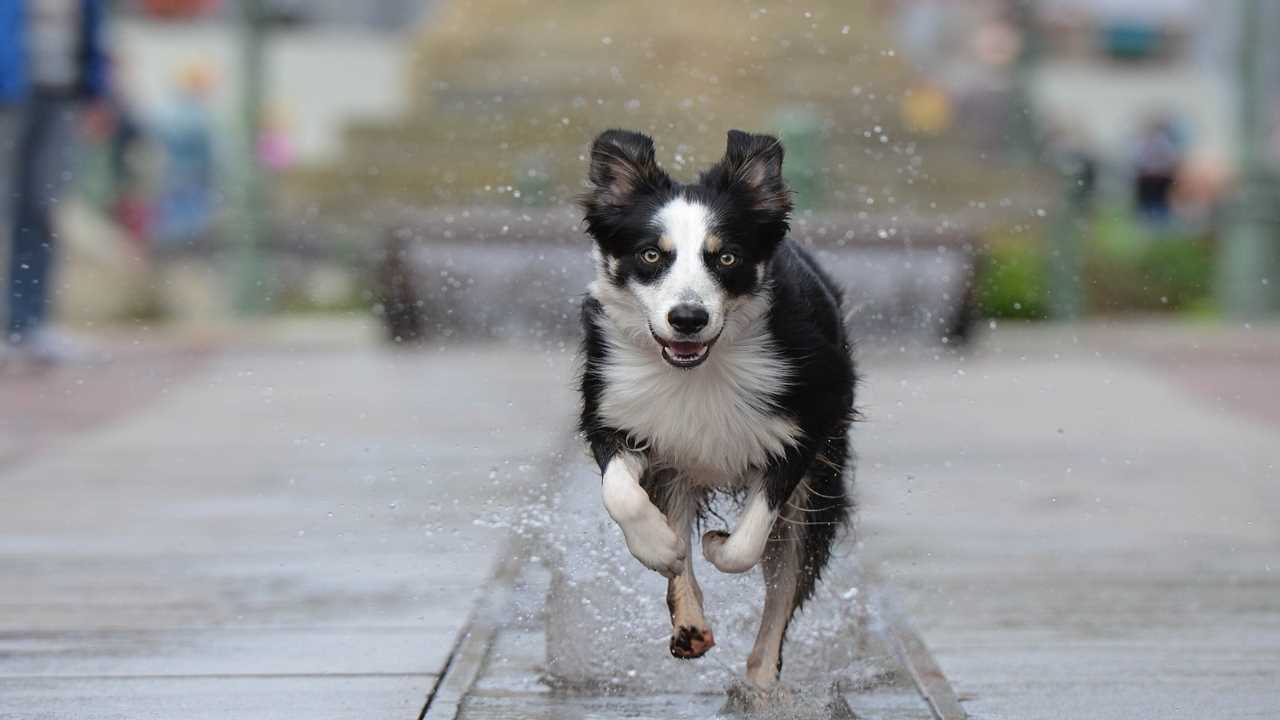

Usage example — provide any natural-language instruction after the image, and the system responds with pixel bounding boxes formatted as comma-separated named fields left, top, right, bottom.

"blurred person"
left=1132, top=117, right=1184, bottom=225
left=102, top=61, right=153, bottom=250
left=258, top=102, right=296, bottom=172
left=0, top=0, right=109, bottom=365
left=155, top=62, right=216, bottom=250
left=1172, top=149, right=1230, bottom=227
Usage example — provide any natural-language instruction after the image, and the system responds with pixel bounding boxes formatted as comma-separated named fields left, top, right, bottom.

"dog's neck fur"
left=589, top=270, right=800, bottom=481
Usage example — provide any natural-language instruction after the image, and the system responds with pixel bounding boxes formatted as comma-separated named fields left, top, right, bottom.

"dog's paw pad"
left=701, top=529, right=729, bottom=561
left=701, top=529, right=729, bottom=547
left=670, top=625, right=716, bottom=659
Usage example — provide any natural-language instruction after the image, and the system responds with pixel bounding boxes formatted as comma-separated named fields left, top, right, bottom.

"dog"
left=577, top=128, right=857, bottom=689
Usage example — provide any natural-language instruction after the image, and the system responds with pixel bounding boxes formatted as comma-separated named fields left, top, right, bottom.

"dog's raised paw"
left=701, top=529, right=730, bottom=558
left=621, top=510, right=687, bottom=577
left=670, top=624, right=716, bottom=659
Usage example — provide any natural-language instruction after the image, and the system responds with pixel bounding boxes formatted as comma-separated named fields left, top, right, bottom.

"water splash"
left=515, top=460, right=896, bottom=696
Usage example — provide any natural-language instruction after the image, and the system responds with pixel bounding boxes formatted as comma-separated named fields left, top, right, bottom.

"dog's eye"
left=718, top=252, right=739, bottom=268
left=639, top=248, right=662, bottom=264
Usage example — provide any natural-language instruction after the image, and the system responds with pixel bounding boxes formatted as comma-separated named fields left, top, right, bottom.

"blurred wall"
left=113, top=18, right=414, bottom=163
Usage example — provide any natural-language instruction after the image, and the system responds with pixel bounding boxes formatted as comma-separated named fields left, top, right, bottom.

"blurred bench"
left=374, top=206, right=980, bottom=346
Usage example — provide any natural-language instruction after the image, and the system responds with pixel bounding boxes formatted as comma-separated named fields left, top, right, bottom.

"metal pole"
left=1009, top=0, right=1042, bottom=165
left=1011, top=0, right=1086, bottom=319
left=234, top=0, right=268, bottom=314
left=1047, top=155, right=1090, bottom=320
left=1219, top=0, right=1279, bottom=317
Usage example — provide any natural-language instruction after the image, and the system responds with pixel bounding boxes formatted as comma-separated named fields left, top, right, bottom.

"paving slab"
left=857, top=324, right=1280, bottom=719
left=0, top=675, right=431, bottom=720
left=6, top=320, right=1277, bottom=719
left=0, top=337, right=575, bottom=719
left=431, top=457, right=946, bottom=720
left=0, top=338, right=211, bottom=469
left=452, top=563, right=937, bottom=720
left=434, top=322, right=1280, bottom=720
left=0, top=627, right=452, bottom=678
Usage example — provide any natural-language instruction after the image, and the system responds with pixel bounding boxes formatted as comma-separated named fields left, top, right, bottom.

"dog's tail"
left=787, top=430, right=854, bottom=610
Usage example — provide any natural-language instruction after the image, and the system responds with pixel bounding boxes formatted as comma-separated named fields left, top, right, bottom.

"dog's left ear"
left=584, top=129, right=669, bottom=207
left=704, top=130, right=792, bottom=218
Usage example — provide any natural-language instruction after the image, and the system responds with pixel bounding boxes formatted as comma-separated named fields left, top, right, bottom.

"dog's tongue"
left=668, top=341, right=705, bottom=356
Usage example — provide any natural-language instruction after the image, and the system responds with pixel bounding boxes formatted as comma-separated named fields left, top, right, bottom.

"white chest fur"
left=593, top=295, right=799, bottom=480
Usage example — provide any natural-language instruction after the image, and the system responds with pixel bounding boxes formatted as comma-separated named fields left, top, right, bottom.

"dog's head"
left=580, top=129, right=792, bottom=369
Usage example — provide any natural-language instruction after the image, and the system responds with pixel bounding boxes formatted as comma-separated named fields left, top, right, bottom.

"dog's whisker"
left=796, top=478, right=846, bottom=500
left=785, top=500, right=845, bottom=514
left=773, top=515, right=843, bottom=527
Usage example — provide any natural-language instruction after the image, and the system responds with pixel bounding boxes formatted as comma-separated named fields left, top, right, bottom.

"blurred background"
left=2, top=2, right=1279, bottom=719
left=3, top=0, right=1279, bottom=342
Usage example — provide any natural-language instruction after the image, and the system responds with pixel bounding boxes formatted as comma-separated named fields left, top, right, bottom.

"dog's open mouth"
left=651, top=329, right=717, bottom=369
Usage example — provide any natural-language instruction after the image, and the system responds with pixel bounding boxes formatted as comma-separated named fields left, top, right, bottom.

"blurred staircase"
left=281, top=0, right=1041, bottom=220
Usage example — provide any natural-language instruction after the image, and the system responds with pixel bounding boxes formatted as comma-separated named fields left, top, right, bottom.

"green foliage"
left=977, top=209, right=1215, bottom=319
left=977, top=236, right=1050, bottom=319
left=1085, top=212, right=1213, bottom=313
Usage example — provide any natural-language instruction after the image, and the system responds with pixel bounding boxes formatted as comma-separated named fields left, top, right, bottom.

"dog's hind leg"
left=745, top=470, right=848, bottom=688
left=651, top=479, right=715, bottom=659
left=745, top=512, right=802, bottom=688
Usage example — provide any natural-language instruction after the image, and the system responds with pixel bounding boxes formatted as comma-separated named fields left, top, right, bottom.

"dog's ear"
left=705, top=130, right=792, bottom=218
left=584, top=129, right=669, bottom=207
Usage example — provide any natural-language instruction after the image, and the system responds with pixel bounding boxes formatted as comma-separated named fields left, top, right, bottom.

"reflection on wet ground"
left=455, top=459, right=938, bottom=719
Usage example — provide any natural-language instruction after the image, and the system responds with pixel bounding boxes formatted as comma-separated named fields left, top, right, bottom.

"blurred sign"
left=1101, top=22, right=1165, bottom=60
left=141, top=0, right=219, bottom=19
left=901, top=85, right=953, bottom=136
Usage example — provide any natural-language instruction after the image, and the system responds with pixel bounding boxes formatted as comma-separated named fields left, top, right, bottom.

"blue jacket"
left=0, top=0, right=108, bottom=104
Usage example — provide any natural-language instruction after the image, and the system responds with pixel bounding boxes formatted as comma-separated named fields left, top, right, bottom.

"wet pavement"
left=0, top=323, right=574, bottom=719
left=856, top=322, right=1280, bottom=719
left=434, top=320, right=1280, bottom=720
left=441, top=460, right=942, bottom=720
left=2, top=319, right=1278, bottom=719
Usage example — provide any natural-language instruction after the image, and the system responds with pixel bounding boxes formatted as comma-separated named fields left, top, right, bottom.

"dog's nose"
left=667, top=304, right=709, bottom=335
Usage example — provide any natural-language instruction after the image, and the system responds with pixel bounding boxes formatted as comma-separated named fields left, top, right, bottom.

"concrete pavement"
left=431, top=320, right=1280, bottom=720
left=0, top=323, right=574, bottom=718
left=2, top=319, right=1278, bottom=719
left=857, top=321, right=1280, bottom=719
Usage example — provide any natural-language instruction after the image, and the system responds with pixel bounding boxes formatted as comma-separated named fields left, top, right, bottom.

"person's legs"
left=0, top=106, right=20, bottom=341
left=6, top=95, right=77, bottom=343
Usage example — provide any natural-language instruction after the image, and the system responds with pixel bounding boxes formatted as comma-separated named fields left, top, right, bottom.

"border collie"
left=577, top=129, right=857, bottom=689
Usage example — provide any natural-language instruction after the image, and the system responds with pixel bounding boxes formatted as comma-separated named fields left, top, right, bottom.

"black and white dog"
left=577, top=129, right=857, bottom=689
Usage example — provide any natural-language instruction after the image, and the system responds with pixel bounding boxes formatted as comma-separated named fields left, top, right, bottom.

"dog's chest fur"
left=595, top=310, right=799, bottom=482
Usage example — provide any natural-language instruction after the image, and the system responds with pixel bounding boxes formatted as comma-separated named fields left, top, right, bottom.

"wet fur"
left=577, top=129, right=857, bottom=686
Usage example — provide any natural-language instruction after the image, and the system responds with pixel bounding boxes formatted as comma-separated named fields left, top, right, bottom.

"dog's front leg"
left=601, top=453, right=687, bottom=577
left=703, top=443, right=818, bottom=575
left=701, top=486, right=776, bottom=574
left=661, top=487, right=715, bottom=659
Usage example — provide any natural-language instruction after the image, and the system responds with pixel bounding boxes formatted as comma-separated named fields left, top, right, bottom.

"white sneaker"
left=8, top=328, right=106, bottom=367
left=0, top=341, right=19, bottom=370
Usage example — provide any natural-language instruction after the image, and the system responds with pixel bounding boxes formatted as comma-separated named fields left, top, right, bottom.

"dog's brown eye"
left=718, top=252, right=738, bottom=267
left=640, top=248, right=662, bottom=264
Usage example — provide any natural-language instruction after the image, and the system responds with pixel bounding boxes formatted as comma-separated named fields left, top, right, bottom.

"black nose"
left=667, top=304, right=709, bottom=334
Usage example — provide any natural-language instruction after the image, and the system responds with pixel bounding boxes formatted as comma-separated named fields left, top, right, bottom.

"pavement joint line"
left=412, top=532, right=972, bottom=720
left=418, top=540, right=524, bottom=720
left=871, top=592, right=969, bottom=720
left=0, top=673, right=437, bottom=681
left=418, top=439, right=573, bottom=720
left=416, top=440, right=970, bottom=720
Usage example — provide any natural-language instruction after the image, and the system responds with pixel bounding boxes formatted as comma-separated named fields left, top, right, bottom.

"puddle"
left=498, top=460, right=903, bottom=697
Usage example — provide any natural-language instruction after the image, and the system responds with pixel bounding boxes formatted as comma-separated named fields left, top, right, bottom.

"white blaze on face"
left=629, top=197, right=726, bottom=339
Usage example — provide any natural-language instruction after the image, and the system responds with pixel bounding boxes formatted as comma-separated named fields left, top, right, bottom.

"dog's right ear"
left=583, top=129, right=669, bottom=208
